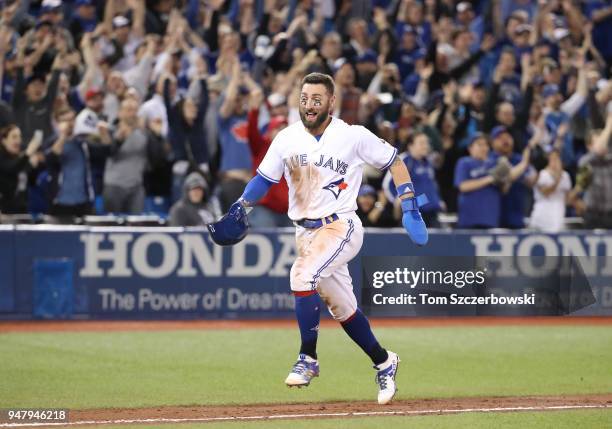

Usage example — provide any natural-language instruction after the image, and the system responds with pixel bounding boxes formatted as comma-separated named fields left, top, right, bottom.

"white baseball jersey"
left=257, top=117, right=397, bottom=220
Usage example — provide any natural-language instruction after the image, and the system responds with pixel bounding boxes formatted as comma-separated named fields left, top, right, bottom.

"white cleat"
left=285, top=354, right=320, bottom=387
left=374, top=351, right=400, bottom=405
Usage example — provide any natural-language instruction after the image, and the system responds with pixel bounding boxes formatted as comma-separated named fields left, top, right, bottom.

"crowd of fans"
left=0, top=0, right=611, bottom=231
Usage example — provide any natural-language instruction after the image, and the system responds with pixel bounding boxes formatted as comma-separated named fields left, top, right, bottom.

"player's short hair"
left=301, top=73, right=335, bottom=96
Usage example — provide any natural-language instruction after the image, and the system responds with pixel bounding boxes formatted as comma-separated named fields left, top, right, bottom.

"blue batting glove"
left=400, top=196, right=429, bottom=246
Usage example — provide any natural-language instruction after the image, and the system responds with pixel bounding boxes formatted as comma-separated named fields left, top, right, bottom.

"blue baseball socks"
left=294, top=291, right=321, bottom=359
left=341, top=309, right=389, bottom=366
left=294, top=294, right=387, bottom=365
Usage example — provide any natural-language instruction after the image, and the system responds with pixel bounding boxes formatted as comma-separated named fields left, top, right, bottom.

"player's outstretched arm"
left=239, top=174, right=274, bottom=207
left=389, top=156, right=429, bottom=246
left=207, top=174, right=274, bottom=246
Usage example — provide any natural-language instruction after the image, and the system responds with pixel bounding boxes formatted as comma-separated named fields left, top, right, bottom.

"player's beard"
left=299, top=105, right=330, bottom=131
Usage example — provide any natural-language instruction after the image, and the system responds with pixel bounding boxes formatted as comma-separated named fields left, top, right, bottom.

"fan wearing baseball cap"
left=396, top=24, right=427, bottom=80
left=356, top=184, right=395, bottom=227
left=216, top=57, right=257, bottom=212
left=12, top=47, right=63, bottom=147
left=245, top=93, right=290, bottom=227
left=541, top=55, right=589, bottom=170
left=39, top=0, right=64, bottom=24
left=482, top=46, right=535, bottom=152
left=454, top=133, right=502, bottom=228
left=46, top=108, right=109, bottom=221
left=73, top=87, right=105, bottom=137
left=30, top=0, right=75, bottom=57
left=69, top=85, right=113, bottom=202
left=488, top=126, right=537, bottom=229
left=383, top=132, right=442, bottom=227
left=455, top=2, right=484, bottom=48
left=68, top=0, right=98, bottom=42
left=104, top=0, right=146, bottom=72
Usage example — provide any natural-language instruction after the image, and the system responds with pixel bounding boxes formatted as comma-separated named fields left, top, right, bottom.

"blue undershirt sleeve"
left=240, top=173, right=274, bottom=205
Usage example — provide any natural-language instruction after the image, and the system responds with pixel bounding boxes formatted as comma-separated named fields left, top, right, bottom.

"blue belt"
left=295, top=214, right=339, bottom=229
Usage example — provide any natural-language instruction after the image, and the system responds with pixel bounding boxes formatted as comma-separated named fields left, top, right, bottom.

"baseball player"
left=208, top=73, right=428, bottom=405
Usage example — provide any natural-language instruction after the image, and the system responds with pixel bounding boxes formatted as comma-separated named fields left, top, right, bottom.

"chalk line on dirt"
left=1, top=403, right=610, bottom=427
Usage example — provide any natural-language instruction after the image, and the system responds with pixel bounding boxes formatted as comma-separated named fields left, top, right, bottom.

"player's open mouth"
left=305, top=112, right=317, bottom=120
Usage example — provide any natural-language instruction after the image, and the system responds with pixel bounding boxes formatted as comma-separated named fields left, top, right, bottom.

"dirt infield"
left=71, top=394, right=612, bottom=422
left=1, top=394, right=610, bottom=427
left=1, top=316, right=612, bottom=333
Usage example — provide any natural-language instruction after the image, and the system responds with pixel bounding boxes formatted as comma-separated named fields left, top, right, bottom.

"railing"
left=0, top=213, right=588, bottom=230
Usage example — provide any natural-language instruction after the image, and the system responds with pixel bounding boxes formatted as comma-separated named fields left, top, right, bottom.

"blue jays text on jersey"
left=284, top=154, right=350, bottom=176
